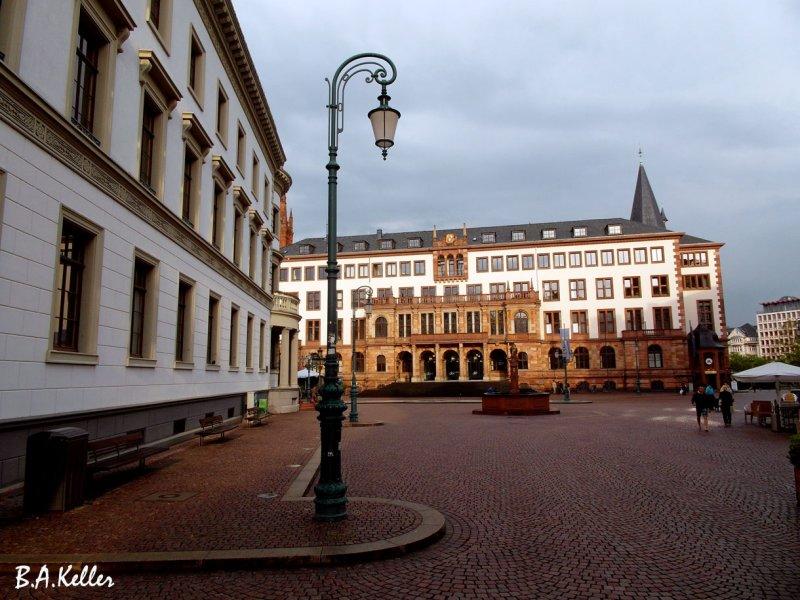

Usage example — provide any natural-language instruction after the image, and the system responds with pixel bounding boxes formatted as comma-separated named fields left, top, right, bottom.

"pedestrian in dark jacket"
left=692, top=387, right=709, bottom=431
left=719, top=384, right=734, bottom=427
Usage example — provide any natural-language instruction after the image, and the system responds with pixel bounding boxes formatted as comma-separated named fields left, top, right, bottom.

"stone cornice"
left=0, top=62, right=272, bottom=309
left=182, top=112, right=213, bottom=158
left=138, top=50, right=181, bottom=112
left=274, top=167, right=292, bottom=195
left=192, top=0, right=288, bottom=176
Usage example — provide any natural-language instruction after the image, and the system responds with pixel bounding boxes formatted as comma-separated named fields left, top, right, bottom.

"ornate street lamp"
left=350, top=286, right=373, bottom=423
left=316, top=54, right=399, bottom=522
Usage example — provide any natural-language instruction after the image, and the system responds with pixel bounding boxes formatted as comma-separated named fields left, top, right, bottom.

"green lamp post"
left=316, top=54, right=399, bottom=522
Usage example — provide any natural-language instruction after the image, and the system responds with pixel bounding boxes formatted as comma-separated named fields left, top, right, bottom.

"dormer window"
left=299, top=244, right=313, bottom=255
left=541, top=228, right=556, bottom=239
left=353, top=241, right=367, bottom=251
left=607, top=224, right=622, bottom=235
left=511, top=230, right=525, bottom=241
left=337, top=242, right=344, bottom=252
left=481, top=232, right=496, bottom=243
left=407, top=238, right=422, bottom=248
left=379, top=239, right=395, bottom=250
left=572, top=227, right=587, bottom=238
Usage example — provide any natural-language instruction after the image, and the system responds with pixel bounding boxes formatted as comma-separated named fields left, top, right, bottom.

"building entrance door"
left=467, top=350, right=484, bottom=380
left=444, top=350, right=459, bottom=380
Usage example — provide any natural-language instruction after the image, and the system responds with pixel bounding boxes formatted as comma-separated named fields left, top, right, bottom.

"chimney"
left=377, top=228, right=383, bottom=238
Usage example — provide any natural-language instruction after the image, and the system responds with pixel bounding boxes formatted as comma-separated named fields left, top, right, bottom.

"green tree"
left=781, top=341, right=800, bottom=367
left=729, top=352, right=768, bottom=373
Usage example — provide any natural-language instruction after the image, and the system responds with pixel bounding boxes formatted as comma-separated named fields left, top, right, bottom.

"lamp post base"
left=313, top=481, right=348, bottom=521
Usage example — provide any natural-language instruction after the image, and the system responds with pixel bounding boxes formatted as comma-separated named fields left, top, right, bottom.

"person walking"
left=719, top=383, right=734, bottom=427
left=693, top=386, right=709, bottom=432
left=705, top=383, right=717, bottom=411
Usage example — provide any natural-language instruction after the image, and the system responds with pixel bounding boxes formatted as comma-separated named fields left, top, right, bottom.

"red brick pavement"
left=2, top=394, right=800, bottom=599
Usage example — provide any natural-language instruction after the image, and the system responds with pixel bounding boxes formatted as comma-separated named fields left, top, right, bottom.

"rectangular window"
left=489, top=283, right=506, bottom=300
left=467, top=284, right=482, bottom=298
left=246, top=313, right=254, bottom=369
left=377, top=287, right=393, bottom=299
left=681, top=251, right=708, bottom=266
left=625, top=308, right=644, bottom=331
left=544, top=311, right=561, bottom=335
left=444, top=312, right=458, bottom=334
left=139, top=95, right=159, bottom=189
left=633, top=248, right=647, bottom=264
left=444, top=285, right=459, bottom=297
left=584, top=251, right=597, bottom=267
left=568, top=252, right=581, bottom=267
left=181, top=148, right=199, bottom=225
left=623, top=276, right=641, bottom=298
left=229, top=305, right=239, bottom=367
left=466, top=311, right=481, bottom=333
left=212, top=184, right=224, bottom=250
left=372, top=263, right=383, bottom=277
left=236, top=124, right=246, bottom=172
left=683, top=274, right=711, bottom=289
left=651, top=275, right=669, bottom=297
left=304, top=266, right=315, bottom=281
left=207, top=295, right=220, bottom=364
left=379, top=239, right=394, bottom=250
left=571, top=310, right=588, bottom=334
left=248, top=227, right=258, bottom=279
left=306, top=319, right=320, bottom=342
left=251, top=155, right=260, bottom=198
left=306, top=291, right=320, bottom=310
left=513, top=281, right=529, bottom=294
left=358, top=263, right=369, bottom=278
left=697, top=300, right=714, bottom=329
left=491, top=256, right=504, bottom=271
left=421, top=286, right=436, bottom=299
left=336, top=319, right=343, bottom=342
left=336, top=290, right=343, bottom=310
left=572, top=227, right=587, bottom=237
left=175, top=279, right=193, bottom=363
left=344, top=264, right=355, bottom=278
left=398, top=314, right=412, bottom=337
left=72, top=12, right=103, bottom=138
left=291, top=267, right=301, bottom=281
left=607, top=224, right=622, bottom=235
left=414, top=260, right=426, bottom=275
left=259, top=320, right=266, bottom=370
left=399, top=287, right=414, bottom=302
left=279, top=268, right=288, bottom=282
left=507, top=255, right=519, bottom=271
left=353, top=318, right=366, bottom=341
left=490, top=310, right=505, bottom=335
left=129, top=258, right=155, bottom=359
left=216, top=85, right=228, bottom=142
left=53, top=220, right=93, bottom=352
left=650, top=247, right=664, bottom=263
left=511, top=230, right=525, bottom=241
left=569, top=279, right=586, bottom=300
left=232, top=208, right=244, bottom=268
left=598, top=309, right=616, bottom=335
left=476, top=257, right=489, bottom=272
left=407, top=238, right=422, bottom=248
left=318, top=265, right=327, bottom=279
left=542, top=229, right=556, bottom=239
left=600, top=250, right=614, bottom=266
left=542, top=280, right=559, bottom=301
left=188, top=30, right=204, bottom=101
left=553, top=253, right=566, bottom=268
left=481, top=232, right=496, bottom=243
left=522, top=254, right=534, bottom=270
left=654, top=307, right=673, bottom=330
left=538, top=254, right=550, bottom=269
left=353, top=241, right=367, bottom=251
left=400, top=261, right=411, bottom=276
left=386, top=262, right=397, bottom=277
left=618, top=249, right=631, bottom=265
left=421, top=312, right=435, bottom=334
left=595, top=278, right=613, bottom=299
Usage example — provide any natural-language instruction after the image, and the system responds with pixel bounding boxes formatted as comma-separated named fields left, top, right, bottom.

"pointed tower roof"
left=630, top=164, right=666, bottom=230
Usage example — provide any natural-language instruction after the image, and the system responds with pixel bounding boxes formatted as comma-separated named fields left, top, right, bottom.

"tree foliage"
left=729, top=352, right=768, bottom=373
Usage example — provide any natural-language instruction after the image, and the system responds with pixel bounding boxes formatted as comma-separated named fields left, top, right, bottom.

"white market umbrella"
left=297, top=368, right=321, bottom=379
left=733, top=362, right=800, bottom=384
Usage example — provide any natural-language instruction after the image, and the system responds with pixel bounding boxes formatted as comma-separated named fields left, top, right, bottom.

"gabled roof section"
left=630, top=164, right=666, bottom=230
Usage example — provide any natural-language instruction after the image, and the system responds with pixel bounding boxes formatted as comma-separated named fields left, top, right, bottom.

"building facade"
left=757, top=296, right=800, bottom=359
left=727, top=323, right=758, bottom=356
left=0, top=0, right=299, bottom=488
left=280, top=165, right=729, bottom=394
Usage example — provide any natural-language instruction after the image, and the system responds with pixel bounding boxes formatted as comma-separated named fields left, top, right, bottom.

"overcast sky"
left=235, top=0, right=800, bottom=327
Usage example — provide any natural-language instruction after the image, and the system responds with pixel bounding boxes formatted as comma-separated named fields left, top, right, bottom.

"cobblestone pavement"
left=3, top=394, right=800, bottom=599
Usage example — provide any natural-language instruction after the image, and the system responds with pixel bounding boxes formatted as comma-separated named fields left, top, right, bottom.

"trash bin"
left=24, top=427, right=88, bottom=513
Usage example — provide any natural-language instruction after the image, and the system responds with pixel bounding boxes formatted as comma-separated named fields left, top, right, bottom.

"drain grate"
left=257, top=492, right=278, bottom=499
left=141, top=491, right=198, bottom=502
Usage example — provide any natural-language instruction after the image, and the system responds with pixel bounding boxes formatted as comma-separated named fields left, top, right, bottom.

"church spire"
left=630, top=163, right=666, bottom=230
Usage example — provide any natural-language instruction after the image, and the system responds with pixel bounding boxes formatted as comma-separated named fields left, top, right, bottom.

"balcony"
left=373, top=290, right=539, bottom=307
left=272, top=292, right=300, bottom=317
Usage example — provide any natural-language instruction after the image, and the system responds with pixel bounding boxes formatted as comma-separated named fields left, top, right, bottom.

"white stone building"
left=757, top=296, right=800, bottom=359
left=727, top=323, right=758, bottom=356
left=279, top=165, right=729, bottom=393
left=0, top=0, right=299, bottom=488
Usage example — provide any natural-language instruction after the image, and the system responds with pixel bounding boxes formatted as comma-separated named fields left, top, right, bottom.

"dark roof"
left=285, top=218, right=714, bottom=256
left=630, top=164, right=666, bottom=230
left=728, top=323, right=757, bottom=337
left=679, top=234, right=713, bottom=245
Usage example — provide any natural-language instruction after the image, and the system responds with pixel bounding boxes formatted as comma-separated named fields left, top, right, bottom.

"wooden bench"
left=244, top=407, right=269, bottom=427
left=195, top=415, right=239, bottom=444
left=87, top=431, right=169, bottom=475
left=745, top=401, right=773, bottom=426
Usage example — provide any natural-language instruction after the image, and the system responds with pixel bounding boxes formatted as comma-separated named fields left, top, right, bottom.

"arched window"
left=489, top=349, right=507, bottom=372
left=456, top=254, right=464, bottom=275
left=518, top=351, right=529, bottom=370
left=376, top=354, right=386, bottom=372
left=447, top=255, right=455, bottom=275
left=574, top=347, right=590, bottom=369
left=374, top=316, right=388, bottom=338
left=548, top=347, right=561, bottom=370
left=648, top=345, right=663, bottom=368
left=437, top=255, right=445, bottom=277
left=600, top=346, right=616, bottom=369
left=514, top=311, right=528, bottom=333
left=354, top=352, right=365, bottom=372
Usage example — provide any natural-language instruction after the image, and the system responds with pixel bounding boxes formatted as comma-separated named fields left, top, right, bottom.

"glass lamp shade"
left=368, top=105, right=400, bottom=150
left=364, top=300, right=373, bottom=316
